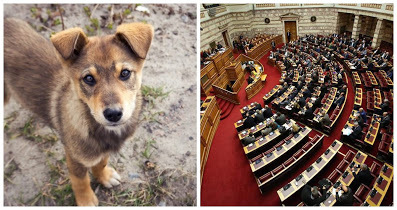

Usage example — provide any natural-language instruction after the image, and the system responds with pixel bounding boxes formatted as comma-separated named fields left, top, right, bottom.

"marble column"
left=351, top=15, right=361, bottom=39
left=372, top=18, right=384, bottom=48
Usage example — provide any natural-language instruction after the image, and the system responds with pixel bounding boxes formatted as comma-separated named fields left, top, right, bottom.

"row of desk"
left=320, top=151, right=368, bottom=206
left=362, top=163, right=393, bottom=206
left=277, top=139, right=341, bottom=203
left=313, top=87, right=337, bottom=122
left=354, top=88, right=362, bottom=108
left=250, top=126, right=311, bottom=175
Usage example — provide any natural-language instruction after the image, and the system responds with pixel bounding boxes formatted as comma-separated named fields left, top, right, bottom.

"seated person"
left=301, top=183, right=327, bottom=206
left=216, top=42, right=223, bottom=49
left=303, top=104, right=314, bottom=119
left=247, top=76, right=254, bottom=84
left=380, top=99, right=390, bottom=114
left=332, top=92, right=345, bottom=109
left=261, top=122, right=278, bottom=136
left=319, top=110, right=331, bottom=127
left=262, top=105, right=273, bottom=119
left=348, top=121, right=362, bottom=141
left=241, top=132, right=256, bottom=146
left=335, top=185, right=354, bottom=206
left=243, top=112, right=256, bottom=129
left=291, top=121, right=301, bottom=134
left=349, top=164, right=373, bottom=192
left=359, top=108, right=367, bottom=123
left=275, top=112, right=287, bottom=125
left=379, top=112, right=391, bottom=129
left=254, top=102, right=262, bottom=111
left=254, top=110, right=265, bottom=124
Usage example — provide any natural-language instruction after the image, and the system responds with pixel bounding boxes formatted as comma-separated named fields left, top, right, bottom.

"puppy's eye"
left=120, top=69, right=131, bottom=81
left=83, top=75, right=96, bottom=86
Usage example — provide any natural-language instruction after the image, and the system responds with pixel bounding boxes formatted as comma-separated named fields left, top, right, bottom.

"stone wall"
left=382, top=20, right=393, bottom=44
left=201, top=6, right=393, bottom=51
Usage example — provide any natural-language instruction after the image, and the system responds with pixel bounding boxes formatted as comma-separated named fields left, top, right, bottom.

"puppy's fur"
left=4, top=18, right=153, bottom=206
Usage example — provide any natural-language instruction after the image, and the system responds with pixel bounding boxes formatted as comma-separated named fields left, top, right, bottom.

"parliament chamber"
left=200, top=3, right=394, bottom=206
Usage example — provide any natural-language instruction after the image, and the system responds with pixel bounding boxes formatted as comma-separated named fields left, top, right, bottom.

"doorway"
left=222, top=30, right=230, bottom=47
left=284, top=21, right=297, bottom=42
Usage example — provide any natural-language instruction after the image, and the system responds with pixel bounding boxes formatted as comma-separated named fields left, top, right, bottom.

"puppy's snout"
left=103, top=108, right=123, bottom=123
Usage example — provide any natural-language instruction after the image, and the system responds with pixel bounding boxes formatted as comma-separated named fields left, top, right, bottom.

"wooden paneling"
left=284, top=21, right=297, bottom=42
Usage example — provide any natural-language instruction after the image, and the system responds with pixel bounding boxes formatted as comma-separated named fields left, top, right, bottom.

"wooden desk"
left=321, top=151, right=367, bottom=206
left=243, top=117, right=291, bottom=158
left=380, top=70, right=393, bottom=87
left=277, top=139, right=341, bottom=203
left=352, top=71, right=361, bottom=86
left=364, top=114, right=380, bottom=146
left=354, top=88, right=362, bottom=108
left=250, top=127, right=311, bottom=175
left=373, top=88, right=382, bottom=110
left=272, top=86, right=295, bottom=106
left=292, top=70, right=299, bottom=83
left=366, top=71, right=378, bottom=86
left=313, top=87, right=337, bottom=122
left=240, top=102, right=260, bottom=115
left=200, top=96, right=221, bottom=183
left=363, top=163, right=393, bottom=206
left=263, top=85, right=281, bottom=102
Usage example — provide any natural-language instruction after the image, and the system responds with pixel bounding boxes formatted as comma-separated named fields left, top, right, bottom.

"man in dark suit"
left=301, top=184, right=327, bottom=206
left=380, top=99, right=390, bottom=114
left=247, top=76, right=254, bottom=84
left=275, top=112, right=287, bottom=125
left=287, top=30, right=291, bottom=43
left=271, top=40, right=276, bottom=51
left=243, top=113, right=256, bottom=129
left=335, top=184, right=354, bottom=206
left=333, top=92, right=345, bottom=109
left=304, top=105, right=314, bottom=119
left=350, top=164, right=373, bottom=192
left=262, top=105, right=273, bottom=119
left=349, top=122, right=362, bottom=141
left=379, top=112, right=391, bottom=129
left=359, top=108, right=367, bottom=123
left=254, top=110, right=265, bottom=124
left=241, top=132, right=256, bottom=146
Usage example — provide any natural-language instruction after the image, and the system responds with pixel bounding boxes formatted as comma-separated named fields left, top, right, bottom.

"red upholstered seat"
left=265, top=147, right=275, bottom=155
left=271, top=165, right=284, bottom=175
left=284, top=134, right=294, bottom=142
left=344, top=150, right=356, bottom=162
left=327, top=170, right=342, bottom=185
left=283, top=157, right=295, bottom=167
left=250, top=153, right=264, bottom=163
left=336, top=159, right=349, bottom=173
left=378, top=141, right=390, bottom=156
left=302, top=142, right=312, bottom=151
left=259, top=172, right=272, bottom=183
left=370, top=162, right=382, bottom=177
left=353, top=184, right=371, bottom=204
left=293, top=149, right=304, bottom=159
left=275, top=140, right=284, bottom=148
left=310, top=135, right=320, bottom=144
left=381, top=133, right=392, bottom=143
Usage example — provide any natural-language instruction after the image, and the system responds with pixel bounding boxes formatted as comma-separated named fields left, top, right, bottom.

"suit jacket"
left=243, top=116, right=256, bottom=129
left=335, top=187, right=354, bottom=206
left=263, top=108, right=273, bottom=119
left=242, top=135, right=256, bottom=146
left=320, top=114, right=331, bottom=126
left=352, top=169, right=373, bottom=188
left=304, top=107, right=314, bottom=119
left=254, top=113, right=265, bottom=124
left=275, top=114, right=287, bottom=125
left=351, top=125, right=362, bottom=139
left=335, top=96, right=345, bottom=107
left=301, top=184, right=327, bottom=206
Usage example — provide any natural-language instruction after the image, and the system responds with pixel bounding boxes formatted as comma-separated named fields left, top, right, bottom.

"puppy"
left=4, top=18, right=153, bottom=206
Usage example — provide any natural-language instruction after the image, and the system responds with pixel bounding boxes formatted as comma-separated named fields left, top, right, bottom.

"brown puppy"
left=4, top=18, right=153, bottom=206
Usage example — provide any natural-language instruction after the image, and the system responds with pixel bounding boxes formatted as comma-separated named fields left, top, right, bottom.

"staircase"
left=216, top=97, right=235, bottom=120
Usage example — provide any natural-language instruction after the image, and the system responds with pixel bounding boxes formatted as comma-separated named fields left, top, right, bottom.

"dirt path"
left=4, top=4, right=197, bottom=206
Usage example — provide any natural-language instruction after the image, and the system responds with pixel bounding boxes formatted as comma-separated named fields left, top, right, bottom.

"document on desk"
left=342, top=127, right=353, bottom=136
left=332, top=188, right=342, bottom=197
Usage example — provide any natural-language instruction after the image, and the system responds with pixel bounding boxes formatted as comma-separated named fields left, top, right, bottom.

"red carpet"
left=200, top=47, right=392, bottom=206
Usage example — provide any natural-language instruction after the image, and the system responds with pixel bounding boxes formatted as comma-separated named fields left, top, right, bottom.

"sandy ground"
left=3, top=4, right=197, bottom=206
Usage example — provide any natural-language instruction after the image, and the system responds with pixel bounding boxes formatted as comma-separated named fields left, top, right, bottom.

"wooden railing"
left=212, top=85, right=240, bottom=104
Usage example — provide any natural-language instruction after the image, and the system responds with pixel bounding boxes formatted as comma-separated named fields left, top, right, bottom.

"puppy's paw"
left=96, top=166, right=121, bottom=188
left=75, top=189, right=99, bottom=206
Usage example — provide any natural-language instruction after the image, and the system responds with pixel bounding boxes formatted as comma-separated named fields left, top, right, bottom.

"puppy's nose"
left=103, top=108, right=123, bottom=122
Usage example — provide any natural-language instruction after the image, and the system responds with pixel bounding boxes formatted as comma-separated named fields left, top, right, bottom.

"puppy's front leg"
left=66, top=153, right=98, bottom=206
left=91, top=155, right=121, bottom=188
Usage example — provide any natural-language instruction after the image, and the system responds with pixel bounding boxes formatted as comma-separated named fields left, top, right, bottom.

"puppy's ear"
left=116, top=22, right=154, bottom=59
left=51, top=28, right=88, bottom=60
